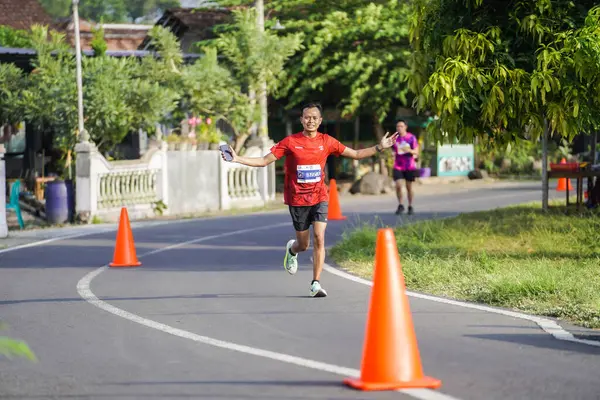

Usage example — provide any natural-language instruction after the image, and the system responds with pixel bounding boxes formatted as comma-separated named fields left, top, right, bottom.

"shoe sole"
left=283, top=240, right=297, bottom=275
left=310, top=289, right=327, bottom=298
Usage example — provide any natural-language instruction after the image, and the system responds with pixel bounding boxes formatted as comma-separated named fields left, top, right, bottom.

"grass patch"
left=329, top=201, right=600, bottom=328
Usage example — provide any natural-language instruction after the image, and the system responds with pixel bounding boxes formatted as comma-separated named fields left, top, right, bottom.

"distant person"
left=391, top=119, right=419, bottom=215
left=221, top=102, right=398, bottom=298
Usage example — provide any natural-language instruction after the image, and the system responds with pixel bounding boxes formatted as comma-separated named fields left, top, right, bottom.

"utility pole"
left=72, top=0, right=89, bottom=144
left=247, top=0, right=274, bottom=150
left=256, top=0, right=268, bottom=139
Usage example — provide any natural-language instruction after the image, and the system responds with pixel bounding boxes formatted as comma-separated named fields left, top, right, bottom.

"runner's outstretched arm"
left=340, top=131, right=399, bottom=159
left=221, top=146, right=277, bottom=167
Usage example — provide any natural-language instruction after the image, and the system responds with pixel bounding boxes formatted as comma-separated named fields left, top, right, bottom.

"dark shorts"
left=393, top=169, right=417, bottom=182
left=288, top=202, right=328, bottom=231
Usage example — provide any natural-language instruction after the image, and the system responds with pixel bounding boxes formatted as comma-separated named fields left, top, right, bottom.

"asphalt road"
left=1, top=181, right=599, bottom=400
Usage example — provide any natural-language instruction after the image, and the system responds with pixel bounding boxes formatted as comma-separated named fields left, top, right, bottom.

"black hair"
left=301, top=102, right=323, bottom=116
left=396, top=119, right=407, bottom=125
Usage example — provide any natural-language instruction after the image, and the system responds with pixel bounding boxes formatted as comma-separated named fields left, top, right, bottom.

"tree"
left=0, top=64, right=27, bottom=125
left=207, top=6, right=303, bottom=146
left=275, top=1, right=413, bottom=139
left=214, top=0, right=413, bottom=143
left=0, top=26, right=33, bottom=48
left=9, top=25, right=182, bottom=173
left=181, top=46, right=257, bottom=152
left=409, top=0, right=600, bottom=147
left=19, top=25, right=79, bottom=176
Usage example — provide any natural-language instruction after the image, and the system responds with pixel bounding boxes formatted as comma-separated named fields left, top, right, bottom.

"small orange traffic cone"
left=328, top=178, right=347, bottom=220
left=109, top=207, right=141, bottom=268
left=556, top=158, right=573, bottom=192
left=344, top=228, right=441, bottom=391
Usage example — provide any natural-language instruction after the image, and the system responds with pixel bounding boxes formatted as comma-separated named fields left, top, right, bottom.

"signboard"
left=436, top=144, right=474, bottom=177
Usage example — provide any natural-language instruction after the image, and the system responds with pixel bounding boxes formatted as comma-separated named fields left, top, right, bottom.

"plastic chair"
left=6, top=180, right=24, bottom=229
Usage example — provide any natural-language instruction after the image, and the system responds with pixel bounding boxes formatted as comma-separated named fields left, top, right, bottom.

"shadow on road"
left=464, top=333, right=600, bottom=355
left=0, top=293, right=315, bottom=306
left=107, top=380, right=342, bottom=387
left=0, top=211, right=459, bottom=270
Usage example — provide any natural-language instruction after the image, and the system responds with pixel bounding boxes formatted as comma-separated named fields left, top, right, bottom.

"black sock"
left=311, top=279, right=319, bottom=285
left=289, top=247, right=296, bottom=256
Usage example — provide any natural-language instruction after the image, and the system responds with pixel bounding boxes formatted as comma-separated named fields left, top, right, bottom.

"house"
left=140, top=7, right=232, bottom=53
left=0, top=0, right=53, bottom=30
left=53, top=17, right=153, bottom=52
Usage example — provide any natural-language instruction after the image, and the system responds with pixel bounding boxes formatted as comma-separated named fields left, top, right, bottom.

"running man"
left=391, top=119, right=419, bottom=215
left=221, top=102, right=398, bottom=297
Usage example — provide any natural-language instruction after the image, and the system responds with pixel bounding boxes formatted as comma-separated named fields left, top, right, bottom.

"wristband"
left=376, top=144, right=383, bottom=153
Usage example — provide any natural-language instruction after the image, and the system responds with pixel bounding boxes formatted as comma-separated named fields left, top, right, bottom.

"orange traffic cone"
left=344, top=228, right=441, bottom=391
left=328, top=178, right=347, bottom=220
left=556, top=158, right=573, bottom=192
left=109, top=207, right=141, bottom=268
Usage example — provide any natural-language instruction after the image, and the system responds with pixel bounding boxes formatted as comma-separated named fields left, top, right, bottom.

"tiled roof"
left=164, top=8, right=231, bottom=30
left=52, top=17, right=153, bottom=52
left=139, top=7, right=233, bottom=50
left=0, top=0, right=53, bottom=30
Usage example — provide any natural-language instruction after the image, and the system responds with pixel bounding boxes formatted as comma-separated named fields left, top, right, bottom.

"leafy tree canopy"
left=213, top=0, right=413, bottom=139
left=0, top=26, right=33, bottom=48
left=410, top=0, right=600, bottom=147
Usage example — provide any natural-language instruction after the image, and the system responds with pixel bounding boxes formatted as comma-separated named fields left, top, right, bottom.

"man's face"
left=396, top=122, right=407, bottom=135
left=301, top=107, right=322, bottom=133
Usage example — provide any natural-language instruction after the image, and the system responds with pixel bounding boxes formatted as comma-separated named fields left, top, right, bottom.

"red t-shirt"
left=270, top=132, right=347, bottom=206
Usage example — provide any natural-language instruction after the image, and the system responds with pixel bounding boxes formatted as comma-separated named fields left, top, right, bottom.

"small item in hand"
left=220, top=144, right=233, bottom=161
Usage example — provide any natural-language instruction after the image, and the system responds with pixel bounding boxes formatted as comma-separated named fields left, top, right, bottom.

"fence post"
left=219, top=157, right=231, bottom=210
left=252, top=143, right=274, bottom=204
left=157, top=142, right=169, bottom=213
left=74, top=141, right=99, bottom=223
left=0, top=144, right=7, bottom=238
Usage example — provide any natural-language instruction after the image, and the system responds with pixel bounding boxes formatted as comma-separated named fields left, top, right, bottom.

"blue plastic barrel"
left=45, top=180, right=74, bottom=224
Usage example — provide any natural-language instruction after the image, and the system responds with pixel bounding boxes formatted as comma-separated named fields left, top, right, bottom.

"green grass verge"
left=329, top=201, right=600, bottom=329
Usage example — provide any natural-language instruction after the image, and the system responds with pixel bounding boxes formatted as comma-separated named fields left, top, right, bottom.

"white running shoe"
left=310, top=281, right=327, bottom=298
left=283, top=239, right=298, bottom=275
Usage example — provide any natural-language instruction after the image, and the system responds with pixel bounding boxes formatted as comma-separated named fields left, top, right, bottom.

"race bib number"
left=297, top=164, right=322, bottom=183
left=397, top=141, right=411, bottom=155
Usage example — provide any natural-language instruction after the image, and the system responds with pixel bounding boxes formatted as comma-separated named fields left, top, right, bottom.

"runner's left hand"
left=380, top=131, right=399, bottom=150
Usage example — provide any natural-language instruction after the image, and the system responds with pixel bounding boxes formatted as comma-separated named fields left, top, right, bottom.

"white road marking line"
left=0, top=211, right=291, bottom=256
left=323, top=264, right=600, bottom=348
left=76, top=224, right=461, bottom=400
left=0, top=229, right=116, bottom=255
left=0, top=219, right=200, bottom=255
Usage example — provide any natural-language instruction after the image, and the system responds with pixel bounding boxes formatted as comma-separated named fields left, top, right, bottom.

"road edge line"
left=322, top=262, right=600, bottom=348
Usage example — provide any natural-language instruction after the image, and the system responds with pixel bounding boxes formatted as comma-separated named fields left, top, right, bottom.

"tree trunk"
left=353, top=117, right=360, bottom=180
left=592, top=131, right=598, bottom=164
left=373, top=114, right=388, bottom=176
left=234, top=133, right=250, bottom=154
left=248, top=89, right=257, bottom=140
left=541, top=118, right=549, bottom=211
left=372, top=116, right=385, bottom=140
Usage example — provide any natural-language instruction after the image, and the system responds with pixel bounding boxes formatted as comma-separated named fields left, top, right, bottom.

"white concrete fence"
left=74, top=139, right=276, bottom=223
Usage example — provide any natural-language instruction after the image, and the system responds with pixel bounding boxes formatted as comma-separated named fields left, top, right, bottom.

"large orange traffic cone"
left=109, top=207, right=141, bottom=268
left=328, top=178, right=347, bottom=220
left=344, top=228, right=441, bottom=391
left=556, top=158, right=573, bottom=192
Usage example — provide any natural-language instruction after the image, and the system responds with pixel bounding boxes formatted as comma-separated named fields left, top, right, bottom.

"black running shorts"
left=393, top=169, right=417, bottom=182
left=288, top=202, right=329, bottom=232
